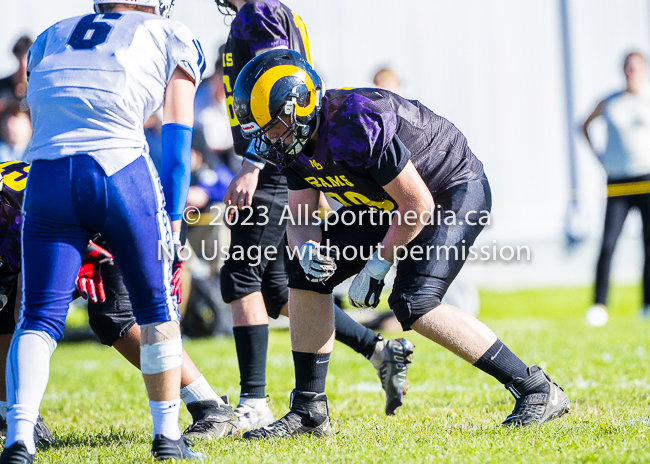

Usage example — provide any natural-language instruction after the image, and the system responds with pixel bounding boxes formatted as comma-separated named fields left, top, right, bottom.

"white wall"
left=1, top=0, right=649, bottom=289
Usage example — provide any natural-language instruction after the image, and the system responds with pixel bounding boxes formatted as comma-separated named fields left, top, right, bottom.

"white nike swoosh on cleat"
left=550, top=387, right=559, bottom=406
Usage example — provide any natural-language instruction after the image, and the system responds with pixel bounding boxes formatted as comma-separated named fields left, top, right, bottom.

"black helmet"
left=215, top=0, right=236, bottom=16
left=233, top=49, right=324, bottom=167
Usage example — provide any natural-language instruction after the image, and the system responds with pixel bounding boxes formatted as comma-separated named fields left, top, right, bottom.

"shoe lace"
left=257, top=411, right=304, bottom=438
left=183, top=419, right=212, bottom=435
left=507, top=402, right=545, bottom=422
left=234, top=402, right=255, bottom=417
left=376, top=363, right=389, bottom=389
left=182, top=436, right=196, bottom=448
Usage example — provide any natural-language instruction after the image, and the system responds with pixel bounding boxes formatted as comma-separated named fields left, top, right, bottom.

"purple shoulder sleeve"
left=232, top=0, right=289, bottom=54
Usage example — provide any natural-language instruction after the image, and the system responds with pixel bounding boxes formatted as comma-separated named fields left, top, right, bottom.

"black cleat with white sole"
left=502, top=365, right=571, bottom=426
left=0, top=441, right=34, bottom=464
left=183, top=399, right=241, bottom=439
left=151, top=434, right=205, bottom=460
left=242, top=390, right=331, bottom=439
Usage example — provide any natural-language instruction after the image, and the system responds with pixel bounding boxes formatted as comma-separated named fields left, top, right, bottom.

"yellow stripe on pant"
left=607, top=181, right=650, bottom=197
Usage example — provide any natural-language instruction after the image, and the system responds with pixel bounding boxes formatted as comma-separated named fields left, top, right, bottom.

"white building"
left=2, top=0, right=649, bottom=290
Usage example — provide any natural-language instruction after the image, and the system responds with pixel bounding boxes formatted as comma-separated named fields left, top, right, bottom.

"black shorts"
left=0, top=265, right=23, bottom=335
left=86, top=236, right=136, bottom=346
left=287, top=174, right=491, bottom=330
left=0, top=287, right=18, bottom=335
left=220, top=166, right=289, bottom=319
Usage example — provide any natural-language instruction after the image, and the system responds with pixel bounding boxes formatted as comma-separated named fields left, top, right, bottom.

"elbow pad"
left=161, top=123, right=193, bottom=221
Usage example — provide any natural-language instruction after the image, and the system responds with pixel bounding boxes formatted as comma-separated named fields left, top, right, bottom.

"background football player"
left=216, top=0, right=414, bottom=428
left=1, top=1, right=206, bottom=461
left=232, top=50, right=572, bottom=438
left=0, top=190, right=239, bottom=445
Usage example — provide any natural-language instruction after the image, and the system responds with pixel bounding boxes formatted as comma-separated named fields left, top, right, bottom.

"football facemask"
left=93, top=0, right=175, bottom=17
left=247, top=98, right=319, bottom=167
left=215, top=0, right=237, bottom=16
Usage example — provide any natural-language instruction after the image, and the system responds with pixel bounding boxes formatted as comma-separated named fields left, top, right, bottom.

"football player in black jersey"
left=0, top=161, right=240, bottom=443
left=233, top=50, right=572, bottom=438
left=216, top=0, right=414, bottom=427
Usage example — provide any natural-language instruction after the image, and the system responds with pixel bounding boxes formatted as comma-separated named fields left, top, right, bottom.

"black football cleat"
left=375, top=336, right=415, bottom=415
left=242, top=390, right=331, bottom=439
left=183, top=399, right=242, bottom=439
left=0, top=441, right=34, bottom=464
left=151, top=434, right=205, bottom=460
left=33, top=416, right=55, bottom=447
left=0, top=416, right=54, bottom=447
left=502, top=365, right=571, bottom=426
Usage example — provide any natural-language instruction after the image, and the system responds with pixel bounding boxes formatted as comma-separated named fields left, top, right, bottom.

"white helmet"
left=93, top=0, right=175, bottom=18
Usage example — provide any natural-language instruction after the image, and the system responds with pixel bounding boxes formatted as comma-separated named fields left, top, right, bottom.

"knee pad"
left=88, top=311, right=136, bottom=346
left=389, top=294, right=442, bottom=331
left=140, top=321, right=182, bottom=374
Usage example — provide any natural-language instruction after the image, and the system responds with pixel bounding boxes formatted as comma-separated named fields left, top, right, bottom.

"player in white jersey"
left=0, top=1, right=206, bottom=461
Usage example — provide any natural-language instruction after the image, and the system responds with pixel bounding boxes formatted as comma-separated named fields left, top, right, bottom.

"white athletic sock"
left=180, top=375, right=224, bottom=406
left=6, top=330, right=57, bottom=454
left=149, top=399, right=181, bottom=440
left=8, top=405, right=38, bottom=453
left=0, top=401, right=7, bottom=420
left=238, top=396, right=267, bottom=410
left=369, top=338, right=387, bottom=368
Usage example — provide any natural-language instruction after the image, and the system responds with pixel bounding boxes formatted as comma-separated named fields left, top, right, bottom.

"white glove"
left=348, top=250, right=392, bottom=308
left=299, top=243, right=337, bottom=283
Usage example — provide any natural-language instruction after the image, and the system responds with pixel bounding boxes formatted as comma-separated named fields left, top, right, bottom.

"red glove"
left=76, top=241, right=114, bottom=303
left=171, top=241, right=184, bottom=304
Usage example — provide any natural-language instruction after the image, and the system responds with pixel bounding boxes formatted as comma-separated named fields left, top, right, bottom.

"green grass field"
left=30, top=284, right=650, bottom=463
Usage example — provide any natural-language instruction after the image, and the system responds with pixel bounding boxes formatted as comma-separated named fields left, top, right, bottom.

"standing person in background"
left=373, top=67, right=403, bottom=95
left=0, top=36, right=32, bottom=112
left=0, top=106, right=32, bottom=162
left=216, top=0, right=414, bottom=429
left=583, top=51, right=650, bottom=327
left=0, top=1, right=207, bottom=461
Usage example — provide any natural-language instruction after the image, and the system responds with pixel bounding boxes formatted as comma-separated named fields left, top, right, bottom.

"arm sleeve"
left=232, top=0, right=290, bottom=54
left=161, top=123, right=193, bottom=221
left=165, top=22, right=205, bottom=88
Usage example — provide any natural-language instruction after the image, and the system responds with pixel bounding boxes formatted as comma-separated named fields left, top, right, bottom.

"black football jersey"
left=223, top=0, right=313, bottom=159
left=0, top=161, right=29, bottom=274
left=284, top=88, right=484, bottom=211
